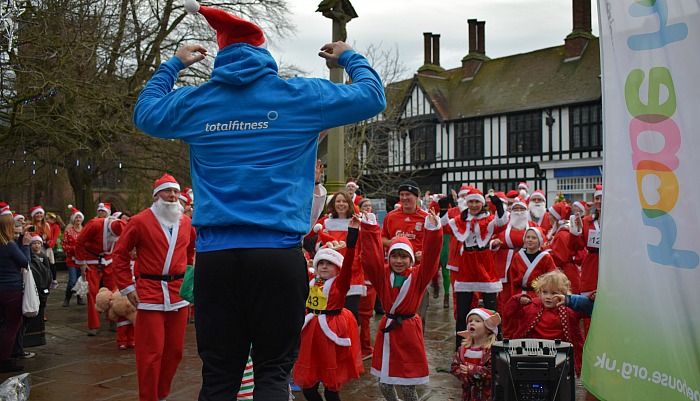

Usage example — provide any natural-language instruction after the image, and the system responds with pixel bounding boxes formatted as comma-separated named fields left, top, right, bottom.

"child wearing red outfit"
left=293, top=217, right=363, bottom=401
left=507, top=227, right=556, bottom=299
left=360, top=210, right=442, bottom=401
left=451, top=308, right=501, bottom=401
left=503, top=270, right=584, bottom=375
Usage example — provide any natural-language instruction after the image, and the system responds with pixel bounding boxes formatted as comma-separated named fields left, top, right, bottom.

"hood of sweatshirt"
left=210, top=43, right=278, bottom=86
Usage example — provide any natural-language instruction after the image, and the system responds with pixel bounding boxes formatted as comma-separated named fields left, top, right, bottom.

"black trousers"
left=194, top=247, right=309, bottom=401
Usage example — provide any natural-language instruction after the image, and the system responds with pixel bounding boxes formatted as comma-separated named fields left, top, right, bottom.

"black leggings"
left=455, top=291, right=497, bottom=349
left=302, top=383, right=341, bottom=401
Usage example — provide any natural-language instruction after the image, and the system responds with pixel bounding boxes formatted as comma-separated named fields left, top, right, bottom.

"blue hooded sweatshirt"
left=133, top=44, right=385, bottom=251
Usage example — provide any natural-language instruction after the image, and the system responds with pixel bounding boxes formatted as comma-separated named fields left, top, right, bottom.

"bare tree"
left=0, top=0, right=294, bottom=215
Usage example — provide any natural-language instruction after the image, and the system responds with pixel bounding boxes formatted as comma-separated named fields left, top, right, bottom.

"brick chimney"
left=564, top=0, right=595, bottom=60
left=418, top=32, right=445, bottom=74
left=432, top=34, right=440, bottom=66
left=462, top=19, right=489, bottom=80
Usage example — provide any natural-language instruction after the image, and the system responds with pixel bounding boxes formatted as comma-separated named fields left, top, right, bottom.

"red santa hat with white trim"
left=13, top=213, right=24, bottom=222
left=529, top=189, right=546, bottom=203
left=458, top=185, right=473, bottom=197
left=511, top=196, right=528, bottom=210
left=69, top=207, right=84, bottom=223
left=388, top=237, right=415, bottom=266
left=0, top=202, right=11, bottom=216
left=523, top=226, right=547, bottom=249
left=30, top=235, right=43, bottom=244
left=312, top=247, right=344, bottom=270
left=97, top=202, right=111, bottom=215
left=465, top=187, right=485, bottom=204
left=572, top=201, right=586, bottom=214
left=153, top=173, right=181, bottom=197
left=594, top=184, right=603, bottom=197
left=548, top=202, right=571, bottom=223
left=184, top=0, right=267, bottom=50
left=108, top=218, right=127, bottom=237
left=518, top=182, right=529, bottom=191
left=30, top=205, right=45, bottom=218
left=179, top=191, right=192, bottom=206
left=345, top=180, right=359, bottom=189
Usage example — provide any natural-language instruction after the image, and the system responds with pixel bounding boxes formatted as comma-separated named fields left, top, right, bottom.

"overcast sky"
left=270, top=0, right=600, bottom=79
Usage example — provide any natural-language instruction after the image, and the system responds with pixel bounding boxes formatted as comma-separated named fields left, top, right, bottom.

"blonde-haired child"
left=503, top=270, right=585, bottom=375
left=451, top=308, right=501, bottom=401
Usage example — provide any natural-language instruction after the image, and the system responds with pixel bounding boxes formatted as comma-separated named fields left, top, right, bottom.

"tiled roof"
left=389, top=37, right=601, bottom=121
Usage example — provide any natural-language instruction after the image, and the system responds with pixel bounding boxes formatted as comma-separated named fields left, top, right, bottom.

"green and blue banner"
left=584, top=1, right=700, bottom=400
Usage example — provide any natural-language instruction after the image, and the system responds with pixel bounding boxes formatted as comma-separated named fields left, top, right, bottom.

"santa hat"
left=511, top=197, right=528, bottom=210
left=29, top=235, right=43, bottom=244
left=465, top=188, right=485, bottom=204
left=529, top=189, right=546, bottom=202
left=495, top=191, right=507, bottom=203
left=549, top=202, right=572, bottom=223
left=30, top=206, right=45, bottom=218
left=108, top=218, right=127, bottom=237
left=518, top=182, right=529, bottom=190
left=388, top=237, right=415, bottom=266
left=184, top=0, right=266, bottom=50
left=112, top=212, right=123, bottom=219
left=97, top=202, right=111, bottom=215
left=179, top=192, right=192, bottom=206
left=312, top=224, right=342, bottom=250
left=457, top=185, right=473, bottom=197
left=13, top=213, right=24, bottom=222
left=594, top=184, right=603, bottom=198
left=345, top=180, right=359, bottom=189
left=182, top=187, right=194, bottom=204
left=572, top=201, right=586, bottom=213
left=459, top=308, right=501, bottom=336
left=0, top=203, right=11, bottom=216
left=524, top=226, right=546, bottom=247
left=70, top=207, right=84, bottom=223
left=312, top=248, right=344, bottom=271
left=505, top=189, right=520, bottom=200
left=153, top=173, right=180, bottom=197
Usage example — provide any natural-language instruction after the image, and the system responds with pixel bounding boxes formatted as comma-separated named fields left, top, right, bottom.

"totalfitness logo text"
left=204, top=111, right=279, bottom=132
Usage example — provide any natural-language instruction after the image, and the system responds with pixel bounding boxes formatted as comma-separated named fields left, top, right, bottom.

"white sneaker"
left=50, top=280, right=59, bottom=289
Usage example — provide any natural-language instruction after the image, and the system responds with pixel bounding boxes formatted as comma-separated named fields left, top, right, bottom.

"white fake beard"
left=510, top=211, right=529, bottom=230
left=457, top=197, right=468, bottom=212
left=529, top=202, right=546, bottom=219
left=519, top=189, right=528, bottom=198
left=153, top=198, right=184, bottom=226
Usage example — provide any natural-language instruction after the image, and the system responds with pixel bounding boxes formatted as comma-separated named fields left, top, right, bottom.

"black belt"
left=522, top=286, right=535, bottom=292
left=464, top=245, right=487, bottom=252
left=381, top=313, right=415, bottom=333
left=307, top=308, right=342, bottom=316
left=139, top=273, right=185, bottom=282
left=588, top=249, right=599, bottom=254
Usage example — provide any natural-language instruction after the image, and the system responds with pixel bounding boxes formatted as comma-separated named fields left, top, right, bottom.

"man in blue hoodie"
left=133, top=1, right=386, bottom=400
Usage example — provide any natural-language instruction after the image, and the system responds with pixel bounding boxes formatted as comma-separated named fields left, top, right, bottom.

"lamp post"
left=317, top=0, right=357, bottom=192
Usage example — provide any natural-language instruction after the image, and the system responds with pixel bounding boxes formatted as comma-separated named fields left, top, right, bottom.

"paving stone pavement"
left=1, top=271, right=596, bottom=400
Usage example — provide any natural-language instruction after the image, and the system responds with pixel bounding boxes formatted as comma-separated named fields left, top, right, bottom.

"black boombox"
left=492, top=339, right=576, bottom=401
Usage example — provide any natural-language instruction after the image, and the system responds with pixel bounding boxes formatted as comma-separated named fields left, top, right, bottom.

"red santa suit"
left=490, top=222, right=536, bottom=337
left=508, top=250, right=557, bottom=297
left=75, top=217, right=122, bottom=330
left=569, top=215, right=600, bottom=296
left=546, top=224, right=581, bottom=294
left=112, top=205, right=195, bottom=401
left=360, top=214, right=443, bottom=385
left=293, top=237, right=363, bottom=391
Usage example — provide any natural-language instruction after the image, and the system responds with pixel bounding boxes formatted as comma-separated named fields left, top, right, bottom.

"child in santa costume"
left=448, top=188, right=508, bottom=349
left=451, top=308, right=501, bottom=401
left=545, top=201, right=581, bottom=294
left=503, top=270, right=585, bottom=375
left=293, top=217, right=363, bottom=401
left=359, top=210, right=442, bottom=401
left=507, top=226, right=557, bottom=299
left=75, top=216, right=127, bottom=336
left=489, top=197, right=537, bottom=337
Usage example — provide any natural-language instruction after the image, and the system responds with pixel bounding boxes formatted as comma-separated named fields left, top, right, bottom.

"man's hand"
left=175, top=44, right=207, bottom=68
left=318, top=41, right=353, bottom=67
left=127, top=292, right=140, bottom=308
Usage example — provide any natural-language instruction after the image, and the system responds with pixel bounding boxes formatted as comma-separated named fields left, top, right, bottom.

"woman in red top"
left=45, top=212, right=65, bottom=289
left=61, top=207, right=85, bottom=306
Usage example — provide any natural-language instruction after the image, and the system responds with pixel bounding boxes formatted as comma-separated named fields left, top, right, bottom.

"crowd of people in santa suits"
left=1, top=176, right=602, bottom=399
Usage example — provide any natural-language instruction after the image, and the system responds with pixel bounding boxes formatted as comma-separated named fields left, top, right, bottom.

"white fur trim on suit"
left=454, top=280, right=503, bottom=293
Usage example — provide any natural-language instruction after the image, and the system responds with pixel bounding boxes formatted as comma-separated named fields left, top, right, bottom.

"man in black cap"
left=380, top=179, right=435, bottom=329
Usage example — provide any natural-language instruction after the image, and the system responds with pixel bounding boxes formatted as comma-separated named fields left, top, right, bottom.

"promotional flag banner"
left=584, top=1, right=700, bottom=400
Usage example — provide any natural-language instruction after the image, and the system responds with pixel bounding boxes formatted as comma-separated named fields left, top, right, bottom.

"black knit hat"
left=397, top=180, right=420, bottom=197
